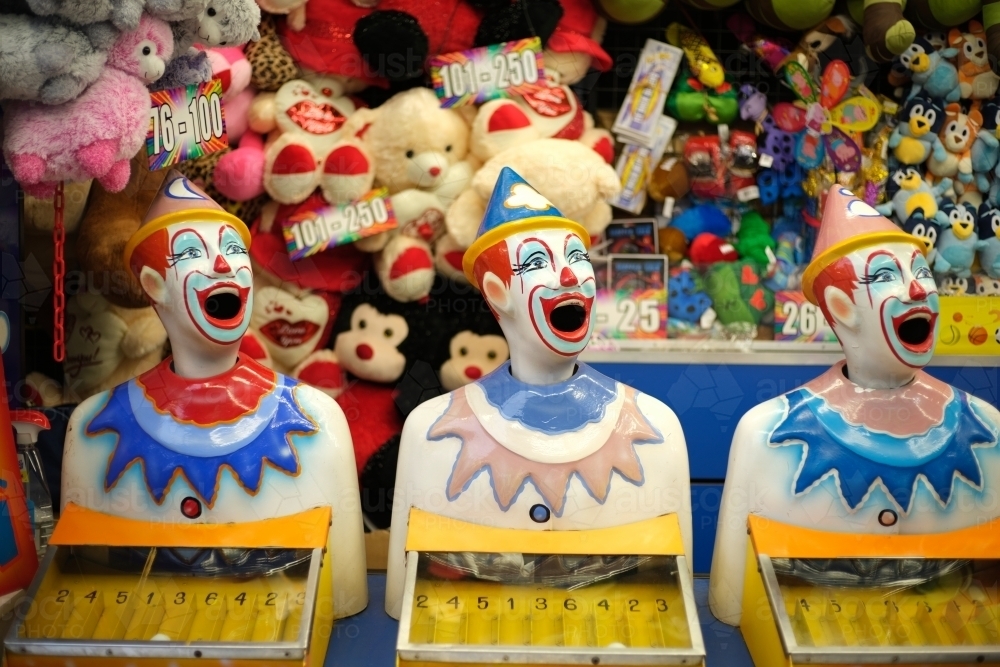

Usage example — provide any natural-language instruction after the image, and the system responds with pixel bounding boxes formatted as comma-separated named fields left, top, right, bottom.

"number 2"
left=416, top=595, right=428, bottom=609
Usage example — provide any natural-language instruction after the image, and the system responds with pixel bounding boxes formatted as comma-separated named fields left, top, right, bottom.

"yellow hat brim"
left=801, top=230, right=924, bottom=305
left=123, top=209, right=251, bottom=274
left=462, top=216, right=591, bottom=286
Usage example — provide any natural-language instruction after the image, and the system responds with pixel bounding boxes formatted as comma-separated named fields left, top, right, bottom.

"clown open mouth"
left=541, top=293, right=592, bottom=342
left=197, top=283, right=250, bottom=329
left=893, top=308, right=936, bottom=354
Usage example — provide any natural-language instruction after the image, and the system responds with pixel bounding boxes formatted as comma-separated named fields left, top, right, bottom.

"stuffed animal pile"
left=0, top=0, right=262, bottom=194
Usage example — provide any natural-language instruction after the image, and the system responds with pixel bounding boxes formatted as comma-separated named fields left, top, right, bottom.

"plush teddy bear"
left=170, top=0, right=261, bottom=53
left=447, top=138, right=620, bottom=250
left=4, top=13, right=173, bottom=198
left=25, top=292, right=167, bottom=407
left=0, top=14, right=110, bottom=106
left=344, top=87, right=477, bottom=302
left=214, top=75, right=374, bottom=207
left=928, top=102, right=982, bottom=192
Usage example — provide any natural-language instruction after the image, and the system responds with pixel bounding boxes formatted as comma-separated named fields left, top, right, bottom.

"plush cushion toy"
left=950, top=21, right=1000, bottom=99
left=25, top=292, right=167, bottom=406
left=735, top=211, right=776, bottom=266
left=3, top=13, right=173, bottom=198
left=877, top=166, right=953, bottom=226
left=704, top=259, right=774, bottom=326
left=446, top=138, right=620, bottom=249
left=0, top=15, right=109, bottom=106
left=346, top=87, right=476, bottom=302
left=934, top=200, right=988, bottom=277
left=901, top=37, right=961, bottom=102
left=888, top=92, right=948, bottom=165
left=215, top=75, right=374, bottom=206
left=668, top=269, right=714, bottom=325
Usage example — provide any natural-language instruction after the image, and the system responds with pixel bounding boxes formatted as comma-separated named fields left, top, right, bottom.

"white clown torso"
left=384, top=361, right=691, bottom=618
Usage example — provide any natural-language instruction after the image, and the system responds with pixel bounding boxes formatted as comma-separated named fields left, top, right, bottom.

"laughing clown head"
left=463, top=167, right=595, bottom=360
left=123, top=173, right=253, bottom=352
left=802, top=187, right=939, bottom=378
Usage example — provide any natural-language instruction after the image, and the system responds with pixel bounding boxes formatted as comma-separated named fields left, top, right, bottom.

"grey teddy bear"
left=172, top=0, right=261, bottom=52
left=24, top=0, right=207, bottom=32
left=0, top=14, right=107, bottom=105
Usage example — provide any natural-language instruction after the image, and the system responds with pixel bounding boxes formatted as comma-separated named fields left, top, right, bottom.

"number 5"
left=638, top=299, right=660, bottom=333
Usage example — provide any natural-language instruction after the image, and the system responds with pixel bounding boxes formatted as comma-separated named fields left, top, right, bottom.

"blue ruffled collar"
left=475, top=362, right=619, bottom=435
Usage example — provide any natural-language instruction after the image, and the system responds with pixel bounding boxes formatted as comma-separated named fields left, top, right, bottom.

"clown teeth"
left=208, top=286, right=238, bottom=297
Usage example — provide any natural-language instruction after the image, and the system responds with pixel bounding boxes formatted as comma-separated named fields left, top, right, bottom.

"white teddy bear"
left=345, top=87, right=477, bottom=302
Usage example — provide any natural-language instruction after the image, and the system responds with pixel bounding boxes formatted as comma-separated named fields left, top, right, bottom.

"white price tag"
left=147, top=78, right=228, bottom=169
left=737, top=186, right=760, bottom=202
left=758, top=153, right=774, bottom=169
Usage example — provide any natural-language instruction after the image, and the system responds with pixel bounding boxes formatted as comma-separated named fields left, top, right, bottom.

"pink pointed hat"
left=801, top=186, right=922, bottom=305
left=123, top=171, right=250, bottom=270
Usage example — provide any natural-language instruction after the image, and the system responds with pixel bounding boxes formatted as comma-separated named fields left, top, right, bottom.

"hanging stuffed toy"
left=934, top=201, right=987, bottom=277
left=900, top=36, right=961, bottom=102
left=3, top=14, right=173, bottom=197
left=973, top=94, right=1000, bottom=192
left=0, top=14, right=109, bottom=106
left=927, top=102, right=982, bottom=193
left=889, top=92, right=948, bottom=165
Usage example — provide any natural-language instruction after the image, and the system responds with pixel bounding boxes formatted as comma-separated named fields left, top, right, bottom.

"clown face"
left=488, top=228, right=596, bottom=357
left=844, top=241, right=939, bottom=369
left=146, top=222, right=253, bottom=347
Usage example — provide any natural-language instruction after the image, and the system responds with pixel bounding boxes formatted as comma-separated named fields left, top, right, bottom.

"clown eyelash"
left=859, top=269, right=895, bottom=285
left=167, top=248, right=201, bottom=267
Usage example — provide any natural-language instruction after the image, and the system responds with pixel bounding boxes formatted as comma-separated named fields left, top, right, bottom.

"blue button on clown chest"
left=85, top=356, right=316, bottom=508
left=427, top=362, right=663, bottom=517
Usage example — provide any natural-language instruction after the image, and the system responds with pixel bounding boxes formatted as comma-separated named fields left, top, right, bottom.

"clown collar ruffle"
left=475, top=362, right=619, bottom=435
left=135, top=356, right=277, bottom=426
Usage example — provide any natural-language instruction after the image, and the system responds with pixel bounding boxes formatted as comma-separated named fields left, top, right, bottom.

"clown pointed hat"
left=462, top=167, right=590, bottom=284
left=801, top=186, right=922, bottom=305
left=123, top=171, right=250, bottom=272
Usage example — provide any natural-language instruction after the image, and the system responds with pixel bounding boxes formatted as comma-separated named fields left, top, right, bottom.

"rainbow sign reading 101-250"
left=429, top=37, right=545, bottom=108
left=146, top=78, right=229, bottom=170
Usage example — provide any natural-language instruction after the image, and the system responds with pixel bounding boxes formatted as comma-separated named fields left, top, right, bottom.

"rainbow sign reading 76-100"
left=146, top=79, right=228, bottom=170
left=429, top=37, right=545, bottom=108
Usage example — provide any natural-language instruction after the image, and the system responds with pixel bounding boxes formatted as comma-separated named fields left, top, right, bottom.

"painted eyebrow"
left=515, top=237, right=554, bottom=264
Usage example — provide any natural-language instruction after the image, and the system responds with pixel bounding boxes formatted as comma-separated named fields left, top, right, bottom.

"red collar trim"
left=136, top=356, right=278, bottom=426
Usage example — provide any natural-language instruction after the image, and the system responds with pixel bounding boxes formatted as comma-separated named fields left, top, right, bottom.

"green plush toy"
left=735, top=211, right=776, bottom=266
left=677, top=0, right=834, bottom=30
left=704, top=260, right=774, bottom=326
left=666, top=64, right=739, bottom=123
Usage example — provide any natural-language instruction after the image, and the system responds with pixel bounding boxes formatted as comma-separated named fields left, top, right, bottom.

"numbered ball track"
left=782, top=583, right=1000, bottom=649
left=409, top=581, right=690, bottom=649
left=20, top=572, right=308, bottom=643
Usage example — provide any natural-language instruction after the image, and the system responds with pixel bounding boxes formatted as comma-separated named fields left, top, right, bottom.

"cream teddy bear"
left=26, top=292, right=167, bottom=406
left=345, top=87, right=477, bottom=302
left=446, top=138, right=621, bottom=249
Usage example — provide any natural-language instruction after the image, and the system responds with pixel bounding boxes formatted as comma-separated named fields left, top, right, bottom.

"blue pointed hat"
left=462, top=167, right=590, bottom=285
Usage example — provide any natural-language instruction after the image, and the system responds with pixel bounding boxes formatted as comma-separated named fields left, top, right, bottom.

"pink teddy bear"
left=3, top=14, right=173, bottom=199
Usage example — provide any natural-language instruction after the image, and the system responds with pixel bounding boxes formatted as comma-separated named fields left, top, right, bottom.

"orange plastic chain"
left=52, top=181, right=65, bottom=363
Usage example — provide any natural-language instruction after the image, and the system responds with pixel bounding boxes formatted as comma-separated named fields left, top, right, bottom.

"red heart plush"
left=741, top=264, right=758, bottom=285
left=749, top=289, right=766, bottom=311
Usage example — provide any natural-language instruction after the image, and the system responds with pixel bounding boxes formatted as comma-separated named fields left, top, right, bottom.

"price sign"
left=429, top=37, right=545, bottom=108
left=147, top=79, right=228, bottom=170
left=591, top=255, right=668, bottom=342
left=280, top=188, right=397, bottom=261
left=774, top=291, right=838, bottom=342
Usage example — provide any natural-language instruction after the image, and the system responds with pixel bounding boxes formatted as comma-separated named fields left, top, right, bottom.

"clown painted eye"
left=168, top=247, right=202, bottom=265
left=405, top=150, right=415, bottom=158
left=567, top=249, right=590, bottom=264
left=225, top=242, right=247, bottom=256
left=459, top=347, right=468, bottom=356
left=514, top=251, right=548, bottom=275
left=862, top=268, right=896, bottom=284
left=914, top=266, right=933, bottom=279
left=487, top=350, right=497, bottom=360
left=383, top=328, right=393, bottom=338
left=358, top=319, right=367, bottom=329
